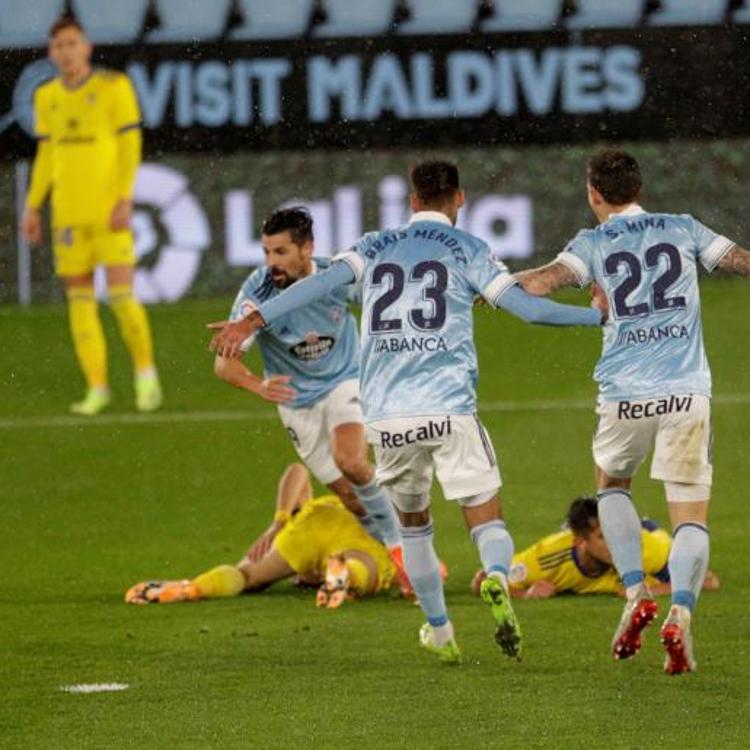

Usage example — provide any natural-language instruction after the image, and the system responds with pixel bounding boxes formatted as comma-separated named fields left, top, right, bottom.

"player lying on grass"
left=470, top=497, right=720, bottom=599
left=126, top=463, right=397, bottom=608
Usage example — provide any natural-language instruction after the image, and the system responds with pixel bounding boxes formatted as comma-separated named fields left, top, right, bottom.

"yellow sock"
left=108, top=284, right=155, bottom=373
left=192, top=565, right=246, bottom=598
left=67, top=287, right=107, bottom=389
left=345, top=558, right=373, bottom=596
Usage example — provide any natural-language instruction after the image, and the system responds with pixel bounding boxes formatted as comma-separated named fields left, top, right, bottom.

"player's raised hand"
left=208, top=313, right=263, bottom=358
left=109, top=198, right=133, bottom=231
left=258, top=374, right=297, bottom=404
left=591, top=281, right=609, bottom=323
left=21, top=206, right=43, bottom=246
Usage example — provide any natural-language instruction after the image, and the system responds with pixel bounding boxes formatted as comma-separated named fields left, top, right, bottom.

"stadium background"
left=2, top=2, right=750, bottom=748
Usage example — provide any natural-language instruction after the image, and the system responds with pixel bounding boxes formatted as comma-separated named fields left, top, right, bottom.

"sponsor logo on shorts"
left=617, top=395, right=693, bottom=420
left=289, top=333, right=334, bottom=361
left=379, top=417, right=451, bottom=448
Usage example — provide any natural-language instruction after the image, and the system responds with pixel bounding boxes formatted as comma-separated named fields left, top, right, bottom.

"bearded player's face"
left=49, top=28, right=92, bottom=79
left=262, top=231, right=313, bottom=288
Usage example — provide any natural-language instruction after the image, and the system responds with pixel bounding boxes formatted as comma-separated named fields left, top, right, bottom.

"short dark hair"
left=566, top=497, right=600, bottom=538
left=261, top=207, right=314, bottom=246
left=49, top=16, right=85, bottom=38
left=410, top=160, right=460, bottom=204
left=587, top=148, right=642, bottom=205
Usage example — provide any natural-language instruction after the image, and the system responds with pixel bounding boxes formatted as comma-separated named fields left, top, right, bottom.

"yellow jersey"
left=30, top=69, right=141, bottom=226
left=273, top=495, right=396, bottom=592
left=508, top=522, right=672, bottom=595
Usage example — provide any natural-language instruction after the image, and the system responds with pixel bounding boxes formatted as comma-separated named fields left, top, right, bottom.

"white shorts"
left=366, top=414, right=502, bottom=500
left=277, top=379, right=363, bottom=485
left=593, top=394, right=712, bottom=486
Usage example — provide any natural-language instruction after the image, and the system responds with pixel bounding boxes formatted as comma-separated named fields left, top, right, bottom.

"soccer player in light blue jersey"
left=210, top=162, right=604, bottom=664
left=212, top=208, right=407, bottom=588
left=516, top=148, right=750, bottom=674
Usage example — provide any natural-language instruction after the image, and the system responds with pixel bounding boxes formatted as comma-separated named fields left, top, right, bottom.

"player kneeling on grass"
left=126, top=463, right=396, bottom=608
left=471, top=497, right=719, bottom=599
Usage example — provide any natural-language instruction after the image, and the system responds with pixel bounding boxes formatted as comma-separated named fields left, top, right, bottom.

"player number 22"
left=370, top=261, right=448, bottom=332
left=604, top=243, right=687, bottom=319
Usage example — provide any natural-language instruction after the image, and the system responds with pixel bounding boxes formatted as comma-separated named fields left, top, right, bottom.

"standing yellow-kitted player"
left=21, top=15, right=162, bottom=415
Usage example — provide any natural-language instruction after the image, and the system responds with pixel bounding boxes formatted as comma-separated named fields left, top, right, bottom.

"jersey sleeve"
left=32, top=86, right=51, bottom=140
left=112, top=74, right=142, bottom=133
left=687, top=216, right=736, bottom=272
left=508, top=543, right=547, bottom=592
left=229, top=269, right=268, bottom=352
left=465, top=243, right=517, bottom=306
left=555, top=230, right=596, bottom=288
left=332, top=231, right=379, bottom=282
left=641, top=527, right=672, bottom=583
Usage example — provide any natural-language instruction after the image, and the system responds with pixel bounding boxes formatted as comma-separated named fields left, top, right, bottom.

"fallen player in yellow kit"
left=471, top=497, right=720, bottom=599
left=126, top=463, right=396, bottom=608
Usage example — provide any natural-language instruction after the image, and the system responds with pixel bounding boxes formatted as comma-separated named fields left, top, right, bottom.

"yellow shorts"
left=53, top=224, right=135, bottom=277
left=274, top=496, right=395, bottom=592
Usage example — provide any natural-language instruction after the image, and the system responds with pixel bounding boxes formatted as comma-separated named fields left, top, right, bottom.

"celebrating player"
left=515, top=148, right=750, bottom=673
left=212, top=207, right=408, bottom=589
left=471, top=497, right=720, bottom=599
left=126, top=463, right=396, bottom=608
left=209, top=161, right=604, bottom=664
left=21, top=16, right=161, bottom=415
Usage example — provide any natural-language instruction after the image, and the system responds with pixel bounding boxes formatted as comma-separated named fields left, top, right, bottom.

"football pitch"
left=2, top=280, right=748, bottom=749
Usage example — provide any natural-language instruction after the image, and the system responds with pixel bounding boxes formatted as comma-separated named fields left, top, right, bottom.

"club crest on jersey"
left=509, top=563, right=528, bottom=584
left=330, top=306, right=343, bottom=324
left=289, top=333, right=334, bottom=361
left=238, top=300, right=257, bottom=318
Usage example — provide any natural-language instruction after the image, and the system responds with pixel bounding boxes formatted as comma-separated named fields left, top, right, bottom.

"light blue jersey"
left=230, top=258, right=360, bottom=408
left=335, top=211, right=517, bottom=422
left=557, top=205, right=735, bottom=401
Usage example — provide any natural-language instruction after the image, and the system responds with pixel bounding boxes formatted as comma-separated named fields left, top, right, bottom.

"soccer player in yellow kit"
left=125, top=463, right=397, bottom=607
left=21, top=16, right=161, bottom=415
left=472, top=497, right=719, bottom=598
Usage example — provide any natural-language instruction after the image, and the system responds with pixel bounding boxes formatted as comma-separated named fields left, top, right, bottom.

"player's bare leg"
left=331, top=423, right=408, bottom=588
left=462, top=495, right=522, bottom=659
left=597, top=469, right=657, bottom=659
left=105, top=264, right=162, bottom=412
left=660, top=495, right=710, bottom=674
left=63, top=272, right=110, bottom=415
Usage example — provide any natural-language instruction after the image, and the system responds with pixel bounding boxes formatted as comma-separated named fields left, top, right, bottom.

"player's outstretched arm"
left=497, top=284, right=604, bottom=327
left=208, top=261, right=355, bottom=358
left=515, top=261, right=580, bottom=296
left=213, top=354, right=297, bottom=404
left=716, top=245, right=750, bottom=276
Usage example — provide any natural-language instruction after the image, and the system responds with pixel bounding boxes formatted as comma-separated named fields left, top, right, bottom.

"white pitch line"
left=1, top=393, right=748, bottom=431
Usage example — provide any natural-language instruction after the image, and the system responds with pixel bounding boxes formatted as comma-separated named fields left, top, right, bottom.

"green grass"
left=1, top=280, right=749, bottom=749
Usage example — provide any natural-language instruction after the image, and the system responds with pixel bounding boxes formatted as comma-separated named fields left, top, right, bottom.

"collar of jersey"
left=607, top=203, right=645, bottom=220
left=408, top=211, right=453, bottom=226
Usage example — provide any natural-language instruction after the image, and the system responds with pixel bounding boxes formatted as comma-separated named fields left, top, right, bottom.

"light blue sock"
left=597, top=488, right=644, bottom=588
left=401, top=521, right=448, bottom=627
left=669, top=523, right=709, bottom=612
left=470, top=520, right=513, bottom=577
left=353, top=479, right=401, bottom=547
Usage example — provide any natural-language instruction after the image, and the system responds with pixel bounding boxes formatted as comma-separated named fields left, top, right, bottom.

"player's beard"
left=270, top=270, right=292, bottom=288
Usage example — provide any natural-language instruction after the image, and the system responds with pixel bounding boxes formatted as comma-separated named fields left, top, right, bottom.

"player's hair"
left=410, top=160, right=460, bottom=204
left=261, top=207, right=314, bottom=246
left=587, top=148, right=642, bottom=205
left=566, top=497, right=600, bottom=538
left=49, top=16, right=85, bottom=38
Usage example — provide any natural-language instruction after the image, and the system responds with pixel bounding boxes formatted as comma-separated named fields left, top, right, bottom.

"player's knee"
left=332, top=449, right=371, bottom=485
left=664, top=481, right=710, bottom=505
left=390, top=490, right=431, bottom=519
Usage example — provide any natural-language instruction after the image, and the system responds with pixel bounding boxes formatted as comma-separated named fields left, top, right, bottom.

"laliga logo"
left=129, top=163, right=210, bottom=303
left=0, top=59, right=56, bottom=135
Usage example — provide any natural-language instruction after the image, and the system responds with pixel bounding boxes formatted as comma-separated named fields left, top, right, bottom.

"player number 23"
left=370, top=261, right=448, bottom=333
